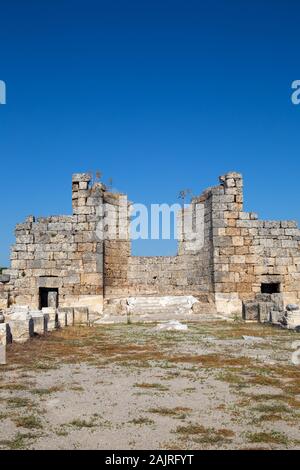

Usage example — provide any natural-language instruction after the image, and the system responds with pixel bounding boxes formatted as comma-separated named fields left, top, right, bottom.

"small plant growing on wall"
left=178, top=188, right=193, bottom=206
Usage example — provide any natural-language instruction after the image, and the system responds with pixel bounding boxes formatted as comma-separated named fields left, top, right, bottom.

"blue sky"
left=0, top=0, right=300, bottom=265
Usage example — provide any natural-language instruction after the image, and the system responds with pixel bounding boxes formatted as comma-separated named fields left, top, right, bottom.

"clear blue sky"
left=0, top=0, right=300, bottom=265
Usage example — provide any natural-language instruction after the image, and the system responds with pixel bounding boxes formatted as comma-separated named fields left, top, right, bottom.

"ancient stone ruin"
left=1, top=171, right=300, bottom=361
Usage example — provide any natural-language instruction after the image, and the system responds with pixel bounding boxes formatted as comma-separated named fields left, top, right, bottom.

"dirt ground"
left=0, top=320, right=299, bottom=450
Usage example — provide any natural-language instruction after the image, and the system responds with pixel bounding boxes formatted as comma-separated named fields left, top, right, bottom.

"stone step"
left=103, top=295, right=217, bottom=321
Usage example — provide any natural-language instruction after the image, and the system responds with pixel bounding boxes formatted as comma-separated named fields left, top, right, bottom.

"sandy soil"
left=0, top=321, right=299, bottom=450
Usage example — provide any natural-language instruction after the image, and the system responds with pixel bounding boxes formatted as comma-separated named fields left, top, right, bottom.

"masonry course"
left=0, top=171, right=299, bottom=325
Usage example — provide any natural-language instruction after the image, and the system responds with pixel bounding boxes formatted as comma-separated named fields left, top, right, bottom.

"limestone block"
left=286, top=311, right=300, bottom=328
left=0, top=344, right=5, bottom=365
left=42, top=307, right=57, bottom=331
left=258, top=302, right=273, bottom=323
left=72, top=173, right=92, bottom=183
left=215, top=293, right=242, bottom=316
left=0, top=274, right=10, bottom=283
left=0, top=323, right=8, bottom=346
left=57, top=311, right=67, bottom=328
left=48, top=291, right=58, bottom=308
left=0, top=324, right=7, bottom=364
left=74, top=307, right=89, bottom=325
left=270, top=310, right=284, bottom=324
left=243, top=301, right=259, bottom=321
left=271, top=294, right=284, bottom=312
left=8, top=315, right=34, bottom=343
left=80, top=273, right=102, bottom=286
left=31, top=311, right=47, bottom=335
left=58, top=308, right=74, bottom=326
left=286, top=304, right=299, bottom=311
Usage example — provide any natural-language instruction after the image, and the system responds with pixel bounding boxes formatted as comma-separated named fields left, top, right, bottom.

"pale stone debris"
left=0, top=170, right=300, bottom=359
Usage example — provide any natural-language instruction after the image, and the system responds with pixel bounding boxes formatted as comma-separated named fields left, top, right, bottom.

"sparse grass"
left=134, top=383, right=169, bottom=391
left=148, top=407, right=191, bottom=418
left=246, top=431, right=288, bottom=445
left=174, top=423, right=235, bottom=445
left=0, top=383, right=29, bottom=391
left=0, top=432, right=37, bottom=450
left=56, top=428, right=69, bottom=437
left=129, top=417, right=155, bottom=426
left=1, top=321, right=299, bottom=449
left=70, top=386, right=84, bottom=392
left=7, top=397, right=33, bottom=409
left=217, top=371, right=246, bottom=386
left=68, top=418, right=97, bottom=429
left=254, top=403, right=291, bottom=414
left=31, top=386, right=64, bottom=395
left=13, top=414, right=43, bottom=429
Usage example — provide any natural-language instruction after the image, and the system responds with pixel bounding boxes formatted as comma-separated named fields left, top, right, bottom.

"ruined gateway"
left=1, top=171, right=300, bottom=327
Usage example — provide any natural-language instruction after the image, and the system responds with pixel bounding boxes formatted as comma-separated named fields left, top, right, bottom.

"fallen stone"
left=42, top=308, right=57, bottom=331
left=0, top=274, right=10, bottom=283
left=291, top=341, right=300, bottom=365
left=287, top=304, right=299, bottom=312
left=7, top=316, right=34, bottom=343
left=285, top=310, right=300, bottom=329
left=31, top=311, right=47, bottom=335
left=57, top=311, right=67, bottom=328
left=0, top=323, right=8, bottom=346
left=74, top=307, right=89, bottom=325
left=242, top=335, right=265, bottom=343
left=57, top=308, right=74, bottom=326
left=242, top=301, right=259, bottom=321
left=154, top=320, right=188, bottom=332
left=0, top=345, right=5, bottom=365
left=258, top=302, right=273, bottom=323
left=270, top=310, right=284, bottom=324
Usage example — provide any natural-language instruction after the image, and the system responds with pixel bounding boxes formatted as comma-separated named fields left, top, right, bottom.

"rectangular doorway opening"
left=39, top=288, right=59, bottom=309
left=261, top=283, right=281, bottom=294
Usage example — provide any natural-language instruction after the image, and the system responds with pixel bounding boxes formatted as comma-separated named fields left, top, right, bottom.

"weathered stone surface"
left=7, top=315, right=34, bottom=343
left=270, top=310, right=284, bottom=324
left=31, top=311, right=47, bottom=335
left=243, top=301, right=259, bottom=321
left=287, top=304, right=299, bottom=312
left=42, top=307, right=57, bottom=331
left=0, top=323, right=8, bottom=346
left=58, top=307, right=74, bottom=326
left=285, top=311, right=300, bottom=329
left=1, top=170, right=300, bottom=323
left=0, top=274, right=10, bottom=283
left=74, top=307, right=89, bottom=325
left=258, top=302, right=273, bottom=323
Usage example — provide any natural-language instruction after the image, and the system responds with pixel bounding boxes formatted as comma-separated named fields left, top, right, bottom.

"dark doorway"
left=261, top=283, right=280, bottom=294
left=39, top=288, right=59, bottom=309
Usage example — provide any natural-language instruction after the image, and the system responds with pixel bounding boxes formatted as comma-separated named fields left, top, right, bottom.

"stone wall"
left=3, top=174, right=105, bottom=313
left=212, top=173, right=300, bottom=314
left=1, top=170, right=300, bottom=317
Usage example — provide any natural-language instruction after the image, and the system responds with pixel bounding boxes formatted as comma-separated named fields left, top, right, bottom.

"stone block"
left=286, top=311, right=300, bottom=328
left=270, top=310, right=283, bottom=324
left=31, top=312, right=47, bottom=335
left=0, top=274, right=10, bottom=283
left=243, top=301, right=259, bottom=321
left=56, top=311, right=66, bottom=328
left=58, top=308, right=74, bottom=326
left=258, top=302, right=273, bottom=323
left=0, top=323, right=8, bottom=346
left=74, top=307, right=89, bottom=325
left=42, top=307, right=57, bottom=331
left=8, top=316, right=34, bottom=343
left=0, top=344, right=5, bottom=365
